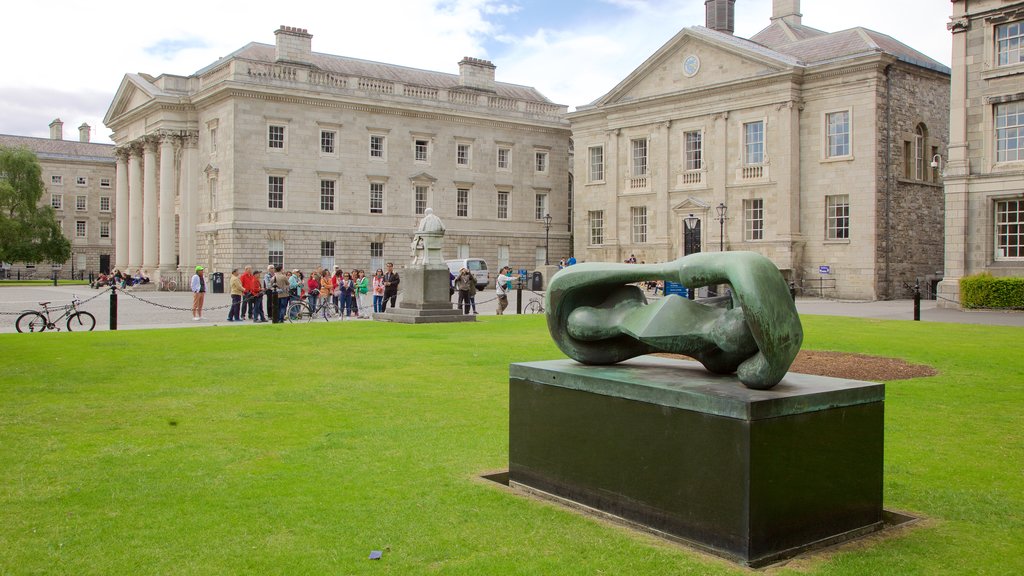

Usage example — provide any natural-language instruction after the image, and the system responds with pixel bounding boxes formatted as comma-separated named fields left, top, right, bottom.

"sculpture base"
left=375, top=267, right=475, bottom=324
left=508, top=357, right=885, bottom=567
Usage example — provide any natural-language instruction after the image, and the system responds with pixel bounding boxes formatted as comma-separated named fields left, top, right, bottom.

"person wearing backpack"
left=495, top=266, right=513, bottom=315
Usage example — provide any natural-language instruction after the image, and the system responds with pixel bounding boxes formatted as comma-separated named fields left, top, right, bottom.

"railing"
left=679, top=171, right=704, bottom=186
left=309, top=71, right=347, bottom=88
left=740, top=165, right=765, bottom=180
left=404, top=86, right=438, bottom=100
left=628, top=176, right=649, bottom=190
left=450, top=91, right=479, bottom=105
left=246, top=63, right=297, bottom=81
left=489, top=96, right=517, bottom=110
left=357, top=78, right=394, bottom=94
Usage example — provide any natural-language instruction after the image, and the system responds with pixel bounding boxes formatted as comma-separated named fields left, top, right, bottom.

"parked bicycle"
left=159, top=276, right=177, bottom=291
left=286, top=296, right=340, bottom=323
left=16, top=297, right=96, bottom=332
left=525, top=297, right=545, bottom=314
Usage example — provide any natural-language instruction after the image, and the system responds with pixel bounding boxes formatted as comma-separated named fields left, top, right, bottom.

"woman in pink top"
left=372, top=268, right=386, bottom=313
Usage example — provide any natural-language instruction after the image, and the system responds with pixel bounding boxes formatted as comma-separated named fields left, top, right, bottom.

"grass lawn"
left=0, top=280, right=90, bottom=287
left=0, top=315, right=1021, bottom=575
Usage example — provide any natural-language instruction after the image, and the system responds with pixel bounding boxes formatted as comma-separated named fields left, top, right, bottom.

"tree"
left=0, top=146, right=70, bottom=265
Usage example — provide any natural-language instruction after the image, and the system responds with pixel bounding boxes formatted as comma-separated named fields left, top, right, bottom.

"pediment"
left=103, top=74, right=162, bottom=127
left=408, top=172, right=437, bottom=183
left=672, top=197, right=710, bottom=213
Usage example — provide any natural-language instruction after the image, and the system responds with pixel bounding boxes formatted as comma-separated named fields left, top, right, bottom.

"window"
left=268, top=176, right=285, bottom=209
left=498, top=245, right=510, bottom=270
left=996, top=102, right=1024, bottom=163
left=76, top=176, right=87, bottom=186
left=320, top=180, right=336, bottom=212
left=631, top=206, right=648, bottom=243
left=914, top=125, right=926, bottom=179
left=415, top=185, right=428, bottom=216
left=631, top=138, right=648, bottom=177
left=744, top=121, right=764, bottom=165
left=321, top=130, right=336, bottom=154
left=99, top=221, right=110, bottom=239
left=535, top=193, right=548, bottom=220
left=826, top=111, right=850, bottom=158
left=370, top=135, right=386, bottom=159
left=75, top=220, right=87, bottom=238
left=457, top=143, right=471, bottom=167
left=415, top=139, right=429, bottom=162
left=589, top=146, right=604, bottom=182
left=996, top=21, right=1024, bottom=66
left=497, top=190, right=509, bottom=220
left=51, top=194, right=62, bottom=210
left=268, top=125, right=285, bottom=149
left=99, top=178, right=111, bottom=188
left=76, top=195, right=87, bottom=211
left=370, top=242, right=384, bottom=272
left=268, top=240, right=284, bottom=268
left=369, top=182, right=384, bottom=214
left=497, top=147, right=511, bottom=170
left=210, top=127, right=217, bottom=153
left=744, top=198, right=764, bottom=241
left=99, top=196, right=111, bottom=212
left=535, top=151, right=548, bottom=173
left=995, top=199, right=1023, bottom=259
left=589, top=210, right=604, bottom=245
left=51, top=175, right=62, bottom=186
left=826, top=195, right=850, bottom=240
left=321, top=241, right=336, bottom=270
left=684, top=131, right=703, bottom=171
left=457, top=188, right=469, bottom=217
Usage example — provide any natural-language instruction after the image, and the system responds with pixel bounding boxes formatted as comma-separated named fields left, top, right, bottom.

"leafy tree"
left=0, top=146, right=70, bottom=265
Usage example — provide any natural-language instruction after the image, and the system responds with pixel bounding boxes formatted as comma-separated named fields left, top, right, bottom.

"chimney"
left=771, top=0, right=802, bottom=26
left=274, top=26, right=313, bottom=65
left=78, top=123, right=91, bottom=143
left=705, top=0, right=736, bottom=35
left=458, top=57, right=496, bottom=92
left=49, top=118, right=63, bottom=140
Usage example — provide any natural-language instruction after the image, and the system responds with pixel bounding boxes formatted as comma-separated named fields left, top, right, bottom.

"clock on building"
left=683, top=54, right=701, bottom=78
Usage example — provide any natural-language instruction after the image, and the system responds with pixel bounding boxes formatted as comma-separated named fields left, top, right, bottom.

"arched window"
left=914, top=124, right=927, bottom=181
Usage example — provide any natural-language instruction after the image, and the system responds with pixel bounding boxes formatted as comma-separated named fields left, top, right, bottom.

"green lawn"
left=0, top=279, right=89, bottom=287
left=0, top=316, right=1021, bottom=575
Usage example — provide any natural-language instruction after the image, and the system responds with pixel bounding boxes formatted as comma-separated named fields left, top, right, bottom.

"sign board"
left=663, top=281, right=687, bottom=297
left=818, top=265, right=831, bottom=275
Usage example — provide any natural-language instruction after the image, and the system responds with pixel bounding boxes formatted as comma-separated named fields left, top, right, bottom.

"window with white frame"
left=370, top=242, right=384, bottom=272
left=51, top=194, right=62, bottom=210
left=826, top=194, right=850, bottom=240
left=99, top=221, right=110, bottom=239
left=320, top=180, right=335, bottom=211
left=497, top=245, right=510, bottom=270
left=75, top=220, right=87, bottom=238
left=51, top=175, right=62, bottom=185
left=497, top=146, right=511, bottom=170
left=369, top=182, right=384, bottom=214
left=370, top=134, right=386, bottom=159
left=995, top=199, right=1023, bottom=259
left=826, top=111, right=850, bottom=158
left=414, top=185, right=428, bottom=216
left=210, top=127, right=218, bottom=154
left=268, top=240, right=284, bottom=268
left=414, top=139, right=429, bottom=162
left=457, top=188, right=470, bottom=217
left=535, top=151, right=548, bottom=173
left=99, top=196, right=111, bottom=212
left=457, top=143, right=471, bottom=167
left=684, top=131, right=703, bottom=171
left=589, top=210, right=604, bottom=245
left=996, top=102, right=1024, bottom=163
left=76, top=176, right=87, bottom=186
left=321, top=130, right=336, bottom=154
left=589, top=146, right=604, bottom=182
left=535, top=193, right=548, bottom=220
left=996, top=21, right=1024, bottom=66
left=744, top=198, right=764, bottom=241
left=914, top=124, right=927, bottom=179
left=99, top=178, right=111, bottom=188
left=268, top=176, right=285, bottom=209
left=76, top=195, right=87, bottom=211
left=631, top=138, right=648, bottom=177
left=631, top=206, right=648, bottom=243
left=321, top=241, right=336, bottom=269
left=268, top=125, right=285, bottom=149
left=497, top=190, right=509, bottom=220
left=744, top=121, right=764, bottom=165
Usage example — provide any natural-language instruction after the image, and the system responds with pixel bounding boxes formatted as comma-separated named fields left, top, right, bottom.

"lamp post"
left=683, top=214, right=701, bottom=300
left=543, top=213, right=552, bottom=265
left=715, top=202, right=728, bottom=252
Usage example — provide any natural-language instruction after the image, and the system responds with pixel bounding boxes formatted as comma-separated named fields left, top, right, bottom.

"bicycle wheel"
left=16, top=311, right=48, bottom=333
left=67, top=311, right=96, bottom=331
left=164, top=280, right=177, bottom=292
left=525, top=300, right=544, bottom=314
left=287, top=301, right=312, bottom=323
left=317, top=302, right=336, bottom=321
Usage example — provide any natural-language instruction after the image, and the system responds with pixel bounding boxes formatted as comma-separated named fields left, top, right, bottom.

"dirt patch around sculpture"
left=659, top=350, right=938, bottom=381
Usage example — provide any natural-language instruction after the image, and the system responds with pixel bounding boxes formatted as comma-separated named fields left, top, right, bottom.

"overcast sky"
left=2, top=0, right=952, bottom=145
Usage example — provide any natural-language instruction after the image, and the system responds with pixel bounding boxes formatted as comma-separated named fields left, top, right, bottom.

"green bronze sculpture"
left=545, top=252, right=802, bottom=390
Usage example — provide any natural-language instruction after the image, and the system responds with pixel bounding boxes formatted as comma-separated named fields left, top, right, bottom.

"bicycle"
left=286, top=296, right=340, bottom=322
left=159, top=276, right=177, bottom=291
left=524, top=297, right=545, bottom=314
left=16, top=297, right=96, bottom=332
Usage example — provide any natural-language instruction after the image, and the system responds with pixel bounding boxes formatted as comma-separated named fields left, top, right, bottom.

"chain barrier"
left=0, top=286, right=113, bottom=316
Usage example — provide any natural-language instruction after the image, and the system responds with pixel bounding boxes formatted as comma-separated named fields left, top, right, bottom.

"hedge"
left=960, top=273, right=1024, bottom=309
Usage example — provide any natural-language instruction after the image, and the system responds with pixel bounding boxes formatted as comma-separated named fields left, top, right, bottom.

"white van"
left=446, top=258, right=489, bottom=290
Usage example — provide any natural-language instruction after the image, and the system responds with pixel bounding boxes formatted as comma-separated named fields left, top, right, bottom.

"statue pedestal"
left=375, top=266, right=474, bottom=324
left=509, top=357, right=884, bottom=567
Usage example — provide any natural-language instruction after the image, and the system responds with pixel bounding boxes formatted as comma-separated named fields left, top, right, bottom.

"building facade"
left=103, top=27, right=571, bottom=281
left=569, top=0, right=950, bottom=300
left=0, top=120, right=116, bottom=278
left=938, top=1, right=1024, bottom=306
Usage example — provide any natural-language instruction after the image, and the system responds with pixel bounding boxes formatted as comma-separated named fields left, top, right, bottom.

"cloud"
left=0, top=87, right=114, bottom=142
left=144, top=37, right=209, bottom=59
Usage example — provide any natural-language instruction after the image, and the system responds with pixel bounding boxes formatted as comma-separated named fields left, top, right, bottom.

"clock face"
left=683, top=54, right=700, bottom=78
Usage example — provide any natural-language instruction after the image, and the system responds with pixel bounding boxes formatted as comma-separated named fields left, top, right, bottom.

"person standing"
left=273, top=265, right=291, bottom=323
left=263, top=265, right=276, bottom=322
left=306, top=271, right=321, bottom=317
left=190, top=266, right=206, bottom=321
left=495, top=266, right=513, bottom=315
left=372, top=268, right=385, bottom=313
left=339, top=272, right=356, bottom=318
left=355, top=270, right=370, bottom=318
left=239, top=266, right=255, bottom=319
left=250, top=268, right=266, bottom=323
left=454, top=268, right=474, bottom=314
left=381, top=262, right=400, bottom=312
left=227, top=269, right=244, bottom=321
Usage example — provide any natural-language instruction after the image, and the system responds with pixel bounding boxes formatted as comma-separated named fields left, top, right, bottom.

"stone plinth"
left=375, top=266, right=474, bottom=324
left=508, top=356, right=884, bottom=567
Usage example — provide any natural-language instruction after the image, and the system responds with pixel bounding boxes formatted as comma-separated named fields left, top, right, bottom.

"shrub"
left=960, top=272, right=1024, bottom=309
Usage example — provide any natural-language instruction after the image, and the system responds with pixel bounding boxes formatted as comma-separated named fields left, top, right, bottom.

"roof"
left=0, top=134, right=115, bottom=163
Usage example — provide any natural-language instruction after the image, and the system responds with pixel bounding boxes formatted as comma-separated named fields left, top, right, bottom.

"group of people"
left=91, top=268, right=150, bottom=289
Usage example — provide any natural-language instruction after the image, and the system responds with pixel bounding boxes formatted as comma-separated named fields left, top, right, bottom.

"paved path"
left=1, top=285, right=1021, bottom=333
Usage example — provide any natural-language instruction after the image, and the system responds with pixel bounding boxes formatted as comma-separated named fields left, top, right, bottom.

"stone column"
left=656, top=121, right=671, bottom=257
left=158, top=135, right=177, bottom=275
left=606, top=128, right=620, bottom=259
left=142, top=138, right=159, bottom=270
left=938, top=13, right=970, bottom=308
left=127, top=144, right=143, bottom=269
left=178, top=132, right=199, bottom=271
left=114, top=149, right=129, bottom=270
left=775, top=100, right=801, bottom=269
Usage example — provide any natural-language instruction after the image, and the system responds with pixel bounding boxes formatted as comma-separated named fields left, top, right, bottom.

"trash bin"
left=531, top=271, right=543, bottom=291
left=211, top=272, right=225, bottom=294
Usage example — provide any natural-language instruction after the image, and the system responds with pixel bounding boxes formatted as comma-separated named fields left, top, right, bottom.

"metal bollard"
left=53, top=271, right=58, bottom=286
left=109, top=286, right=118, bottom=330
left=516, top=283, right=522, bottom=315
left=789, top=282, right=797, bottom=301
left=913, top=280, right=921, bottom=321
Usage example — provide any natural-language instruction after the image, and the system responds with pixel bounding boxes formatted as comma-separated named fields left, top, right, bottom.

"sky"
left=1, top=0, right=953, bottom=145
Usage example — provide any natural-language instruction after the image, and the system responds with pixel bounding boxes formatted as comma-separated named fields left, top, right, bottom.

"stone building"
left=938, top=1, right=1024, bottom=307
left=0, top=120, right=116, bottom=278
left=569, top=0, right=950, bottom=300
left=103, top=26, right=571, bottom=282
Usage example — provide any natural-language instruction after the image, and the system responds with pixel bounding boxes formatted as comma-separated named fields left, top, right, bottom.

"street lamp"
left=715, top=202, right=728, bottom=252
left=543, top=213, right=553, bottom=265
